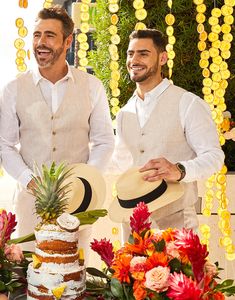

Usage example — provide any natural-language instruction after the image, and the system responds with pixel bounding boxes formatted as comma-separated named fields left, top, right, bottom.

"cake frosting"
left=27, top=215, right=86, bottom=300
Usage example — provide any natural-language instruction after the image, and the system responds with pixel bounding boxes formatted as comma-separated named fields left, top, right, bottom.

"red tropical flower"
left=0, top=210, right=17, bottom=247
left=90, top=238, right=114, bottom=267
left=130, top=202, right=151, bottom=234
left=167, top=272, right=202, bottom=300
left=174, top=228, right=208, bottom=282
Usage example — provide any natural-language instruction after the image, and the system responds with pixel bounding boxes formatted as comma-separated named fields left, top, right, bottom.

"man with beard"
left=112, top=29, right=224, bottom=240
left=0, top=5, right=114, bottom=253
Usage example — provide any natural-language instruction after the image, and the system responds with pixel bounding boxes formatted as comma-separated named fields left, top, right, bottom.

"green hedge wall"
left=88, top=0, right=235, bottom=170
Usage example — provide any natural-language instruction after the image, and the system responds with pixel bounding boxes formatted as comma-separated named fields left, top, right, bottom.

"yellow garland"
left=194, top=0, right=235, bottom=260
left=77, top=0, right=91, bottom=72
left=165, top=0, right=176, bottom=82
left=14, top=15, right=28, bottom=73
left=43, top=0, right=53, bottom=9
left=133, top=0, right=147, bottom=30
left=108, top=0, right=121, bottom=120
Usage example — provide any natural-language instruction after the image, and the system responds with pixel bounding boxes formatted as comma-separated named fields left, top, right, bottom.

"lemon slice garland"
left=19, top=0, right=28, bottom=8
left=43, top=0, right=53, bottom=9
left=165, top=0, right=175, bottom=82
left=194, top=0, right=235, bottom=261
left=76, top=0, right=91, bottom=72
left=15, top=13, right=28, bottom=73
left=133, top=0, right=147, bottom=30
left=108, top=0, right=121, bottom=119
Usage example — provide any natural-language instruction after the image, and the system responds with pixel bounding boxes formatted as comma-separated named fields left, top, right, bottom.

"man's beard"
left=34, top=45, right=64, bottom=68
left=129, top=60, right=159, bottom=83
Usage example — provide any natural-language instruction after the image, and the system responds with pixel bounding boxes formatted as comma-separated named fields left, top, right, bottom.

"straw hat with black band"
left=63, top=163, right=106, bottom=215
left=109, top=167, right=184, bottom=223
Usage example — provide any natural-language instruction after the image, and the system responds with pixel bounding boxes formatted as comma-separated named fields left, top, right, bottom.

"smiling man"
left=0, top=5, right=114, bottom=253
left=112, top=29, right=224, bottom=240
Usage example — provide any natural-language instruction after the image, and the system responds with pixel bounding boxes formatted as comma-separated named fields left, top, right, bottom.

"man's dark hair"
left=36, top=5, right=74, bottom=39
left=129, top=29, right=167, bottom=52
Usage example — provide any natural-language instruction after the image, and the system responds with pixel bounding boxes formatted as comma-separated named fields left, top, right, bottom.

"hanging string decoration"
left=133, top=0, right=147, bottom=30
left=165, top=0, right=176, bottom=82
left=14, top=16, right=28, bottom=73
left=194, top=0, right=235, bottom=261
left=19, top=0, right=28, bottom=8
left=43, top=0, right=53, bottom=9
left=76, top=0, right=91, bottom=72
left=108, top=0, right=121, bottom=119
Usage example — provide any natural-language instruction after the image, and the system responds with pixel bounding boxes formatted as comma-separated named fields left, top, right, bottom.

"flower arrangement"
left=0, top=209, right=29, bottom=297
left=222, top=111, right=235, bottom=141
left=88, top=202, right=235, bottom=300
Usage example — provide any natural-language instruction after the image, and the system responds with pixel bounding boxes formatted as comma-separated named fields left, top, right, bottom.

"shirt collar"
left=32, top=61, right=74, bottom=85
left=134, top=78, right=171, bottom=101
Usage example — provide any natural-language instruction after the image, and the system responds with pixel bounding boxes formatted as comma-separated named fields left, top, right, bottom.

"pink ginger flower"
left=90, top=238, right=114, bottom=267
left=174, top=228, right=208, bottom=283
left=4, top=244, right=24, bottom=263
left=130, top=202, right=151, bottom=234
left=0, top=210, right=17, bottom=247
left=167, top=272, right=202, bottom=300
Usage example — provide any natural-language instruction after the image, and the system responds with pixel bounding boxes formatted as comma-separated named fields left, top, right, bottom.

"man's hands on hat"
left=139, top=157, right=183, bottom=182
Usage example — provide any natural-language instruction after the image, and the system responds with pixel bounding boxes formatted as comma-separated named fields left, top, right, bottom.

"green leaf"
left=110, top=278, right=124, bottom=299
left=0, top=281, right=7, bottom=292
left=169, top=258, right=181, bottom=273
left=86, top=267, right=110, bottom=279
left=152, top=239, right=165, bottom=252
left=9, top=232, right=35, bottom=244
left=74, top=209, right=107, bottom=225
left=215, top=279, right=234, bottom=290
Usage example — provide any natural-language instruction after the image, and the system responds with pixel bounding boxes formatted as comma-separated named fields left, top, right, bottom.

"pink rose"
left=130, top=256, right=147, bottom=269
left=204, top=261, right=218, bottom=277
left=130, top=256, right=147, bottom=280
left=166, top=241, right=180, bottom=259
left=145, top=266, right=170, bottom=292
left=4, top=244, right=24, bottom=263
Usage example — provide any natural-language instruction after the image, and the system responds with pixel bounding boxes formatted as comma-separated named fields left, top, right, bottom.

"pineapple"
left=31, top=162, right=72, bottom=225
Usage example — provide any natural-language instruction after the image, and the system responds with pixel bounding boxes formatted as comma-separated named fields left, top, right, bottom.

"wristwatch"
left=175, top=163, right=186, bottom=182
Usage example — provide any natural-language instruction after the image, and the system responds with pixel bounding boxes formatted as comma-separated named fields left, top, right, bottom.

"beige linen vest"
left=120, top=84, right=198, bottom=218
left=16, top=68, right=91, bottom=169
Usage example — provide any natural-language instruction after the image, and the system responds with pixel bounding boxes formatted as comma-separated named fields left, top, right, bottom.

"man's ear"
left=159, top=51, right=168, bottom=66
left=65, top=34, right=73, bottom=49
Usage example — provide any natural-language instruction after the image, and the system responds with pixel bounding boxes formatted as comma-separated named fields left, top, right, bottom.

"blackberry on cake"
left=27, top=162, right=86, bottom=300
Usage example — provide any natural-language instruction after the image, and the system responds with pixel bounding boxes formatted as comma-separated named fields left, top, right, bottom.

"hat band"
left=73, top=177, right=92, bottom=213
left=117, top=180, right=167, bottom=208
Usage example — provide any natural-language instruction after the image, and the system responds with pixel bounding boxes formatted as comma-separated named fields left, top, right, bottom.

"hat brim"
left=64, top=163, right=106, bottom=214
left=109, top=168, right=184, bottom=223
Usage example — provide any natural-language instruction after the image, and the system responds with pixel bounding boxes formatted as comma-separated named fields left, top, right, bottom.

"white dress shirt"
left=0, top=65, right=115, bottom=188
left=113, top=78, right=224, bottom=182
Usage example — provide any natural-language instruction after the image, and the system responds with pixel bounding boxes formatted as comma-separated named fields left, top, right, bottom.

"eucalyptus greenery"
left=88, top=0, right=235, bottom=170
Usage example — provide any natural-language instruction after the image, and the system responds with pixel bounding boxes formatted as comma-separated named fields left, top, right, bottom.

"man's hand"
left=139, top=157, right=182, bottom=182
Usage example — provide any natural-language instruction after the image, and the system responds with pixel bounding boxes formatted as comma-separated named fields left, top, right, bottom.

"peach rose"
left=0, top=294, right=8, bottom=300
left=145, top=266, right=170, bottom=292
left=166, top=241, right=180, bottom=259
left=4, top=244, right=24, bottom=263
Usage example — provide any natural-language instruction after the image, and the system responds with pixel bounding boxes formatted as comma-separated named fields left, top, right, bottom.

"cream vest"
left=16, top=68, right=91, bottom=169
left=120, top=84, right=198, bottom=218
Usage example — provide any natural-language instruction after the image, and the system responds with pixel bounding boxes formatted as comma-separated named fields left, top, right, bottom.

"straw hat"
left=109, top=167, right=184, bottom=222
left=64, top=163, right=106, bottom=214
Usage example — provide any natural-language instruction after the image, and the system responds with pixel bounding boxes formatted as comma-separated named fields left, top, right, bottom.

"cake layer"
left=27, top=262, right=85, bottom=288
left=35, top=247, right=79, bottom=264
left=35, top=224, right=79, bottom=243
left=28, top=284, right=85, bottom=299
left=37, top=240, right=78, bottom=253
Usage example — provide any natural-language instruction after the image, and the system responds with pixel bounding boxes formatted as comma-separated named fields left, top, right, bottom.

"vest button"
left=140, top=149, right=145, bottom=153
left=51, top=116, right=54, bottom=120
left=52, top=131, right=56, bottom=135
left=53, top=147, right=56, bottom=152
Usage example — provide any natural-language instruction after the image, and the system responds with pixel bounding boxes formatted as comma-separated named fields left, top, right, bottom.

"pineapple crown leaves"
left=31, top=162, right=73, bottom=222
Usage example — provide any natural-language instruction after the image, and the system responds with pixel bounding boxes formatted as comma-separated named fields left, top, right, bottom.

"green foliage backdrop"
left=88, top=0, right=235, bottom=170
